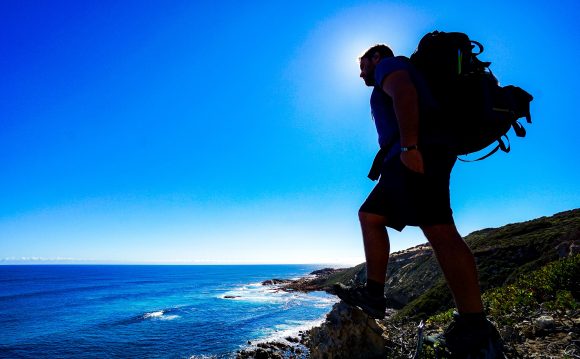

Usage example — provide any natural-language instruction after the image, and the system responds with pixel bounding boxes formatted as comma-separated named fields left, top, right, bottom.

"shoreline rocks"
left=277, top=268, right=346, bottom=293
left=235, top=268, right=344, bottom=359
left=236, top=332, right=310, bottom=359
left=261, top=279, right=293, bottom=286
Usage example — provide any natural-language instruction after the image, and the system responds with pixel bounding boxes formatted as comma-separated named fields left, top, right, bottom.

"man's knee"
left=421, top=223, right=462, bottom=247
left=359, top=211, right=388, bottom=228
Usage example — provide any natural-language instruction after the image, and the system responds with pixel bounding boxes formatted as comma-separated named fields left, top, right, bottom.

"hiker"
left=334, top=44, right=502, bottom=356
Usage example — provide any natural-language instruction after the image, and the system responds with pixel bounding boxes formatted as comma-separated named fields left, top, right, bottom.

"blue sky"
left=1, top=0, right=578, bottom=265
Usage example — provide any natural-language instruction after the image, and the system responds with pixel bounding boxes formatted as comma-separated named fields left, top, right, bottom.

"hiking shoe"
left=425, top=312, right=506, bottom=358
left=332, top=283, right=387, bottom=319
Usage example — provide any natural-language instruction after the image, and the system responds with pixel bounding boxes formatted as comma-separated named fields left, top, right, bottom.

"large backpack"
left=410, top=31, right=533, bottom=160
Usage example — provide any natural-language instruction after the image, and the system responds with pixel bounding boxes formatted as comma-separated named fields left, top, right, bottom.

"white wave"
left=142, top=310, right=181, bottom=321
left=220, top=282, right=289, bottom=304
left=220, top=281, right=339, bottom=308
left=224, top=281, right=339, bottom=352
left=160, top=314, right=180, bottom=321
left=143, top=310, right=164, bottom=319
left=252, top=315, right=328, bottom=345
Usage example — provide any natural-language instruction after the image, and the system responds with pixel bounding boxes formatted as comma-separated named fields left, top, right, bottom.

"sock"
left=459, top=312, right=486, bottom=321
left=365, top=279, right=384, bottom=297
left=458, top=312, right=488, bottom=329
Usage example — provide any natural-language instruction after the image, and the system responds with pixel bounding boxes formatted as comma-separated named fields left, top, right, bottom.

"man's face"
left=359, top=57, right=376, bottom=87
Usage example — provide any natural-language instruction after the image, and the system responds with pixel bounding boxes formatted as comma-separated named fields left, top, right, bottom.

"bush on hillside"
left=483, top=254, right=579, bottom=325
left=427, top=255, right=580, bottom=328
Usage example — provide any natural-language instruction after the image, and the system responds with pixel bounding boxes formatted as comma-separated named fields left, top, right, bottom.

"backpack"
left=409, top=31, right=533, bottom=160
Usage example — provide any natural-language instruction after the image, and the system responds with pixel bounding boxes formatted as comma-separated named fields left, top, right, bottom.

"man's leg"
left=421, top=223, right=506, bottom=356
left=332, top=211, right=390, bottom=319
left=420, top=223, right=483, bottom=313
left=359, top=211, right=390, bottom=285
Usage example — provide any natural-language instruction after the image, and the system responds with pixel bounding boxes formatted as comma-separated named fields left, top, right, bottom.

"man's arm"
left=381, top=69, right=424, bottom=173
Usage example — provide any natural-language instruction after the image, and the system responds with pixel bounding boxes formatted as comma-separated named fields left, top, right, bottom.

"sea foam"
left=142, top=309, right=180, bottom=321
left=220, top=281, right=330, bottom=307
left=222, top=280, right=338, bottom=347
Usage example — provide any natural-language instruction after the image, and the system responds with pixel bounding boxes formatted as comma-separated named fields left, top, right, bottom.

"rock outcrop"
left=308, top=302, right=388, bottom=359
left=262, top=279, right=293, bottom=286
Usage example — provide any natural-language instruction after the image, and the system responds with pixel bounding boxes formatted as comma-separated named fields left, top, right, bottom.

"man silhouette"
left=334, top=44, right=502, bottom=357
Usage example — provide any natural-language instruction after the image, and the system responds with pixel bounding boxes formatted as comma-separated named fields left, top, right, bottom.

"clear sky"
left=1, top=0, right=578, bottom=265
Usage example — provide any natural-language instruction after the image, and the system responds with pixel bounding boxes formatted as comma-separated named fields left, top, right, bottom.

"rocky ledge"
left=280, top=268, right=345, bottom=292
left=236, top=335, right=309, bottom=359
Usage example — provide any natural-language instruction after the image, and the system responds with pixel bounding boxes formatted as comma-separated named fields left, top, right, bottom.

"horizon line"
left=0, top=259, right=361, bottom=267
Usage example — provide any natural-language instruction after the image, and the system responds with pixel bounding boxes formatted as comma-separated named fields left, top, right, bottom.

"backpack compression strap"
left=457, top=136, right=510, bottom=162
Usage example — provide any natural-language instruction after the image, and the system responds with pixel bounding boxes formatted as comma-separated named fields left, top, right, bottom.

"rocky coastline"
left=235, top=268, right=343, bottom=359
left=236, top=335, right=310, bottom=359
left=234, top=264, right=421, bottom=359
left=236, top=209, right=580, bottom=358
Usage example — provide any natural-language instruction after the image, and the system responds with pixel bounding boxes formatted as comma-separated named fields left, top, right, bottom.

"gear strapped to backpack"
left=410, top=31, right=533, bottom=161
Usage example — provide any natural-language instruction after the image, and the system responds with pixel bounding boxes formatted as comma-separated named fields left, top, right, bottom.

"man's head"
left=359, top=44, right=394, bottom=87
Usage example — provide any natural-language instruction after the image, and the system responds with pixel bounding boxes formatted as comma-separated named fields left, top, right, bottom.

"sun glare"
left=299, top=4, right=422, bottom=101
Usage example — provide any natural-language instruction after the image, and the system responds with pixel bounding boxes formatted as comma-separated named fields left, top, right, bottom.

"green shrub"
left=424, top=255, right=579, bottom=328
left=482, top=255, right=579, bottom=325
left=426, top=308, right=454, bottom=326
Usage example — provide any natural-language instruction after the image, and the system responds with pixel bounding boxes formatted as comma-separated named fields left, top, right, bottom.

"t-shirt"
left=370, top=56, right=439, bottom=160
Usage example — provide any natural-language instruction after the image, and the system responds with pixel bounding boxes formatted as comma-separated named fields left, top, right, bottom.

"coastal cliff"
left=238, top=209, right=580, bottom=358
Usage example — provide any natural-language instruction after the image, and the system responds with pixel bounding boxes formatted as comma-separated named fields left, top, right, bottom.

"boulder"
left=309, top=302, right=387, bottom=358
left=534, top=315, right=556, bottom=332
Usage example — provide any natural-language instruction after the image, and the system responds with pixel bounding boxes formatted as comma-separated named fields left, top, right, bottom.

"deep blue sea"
left=0, top=265, right=338, bottom=358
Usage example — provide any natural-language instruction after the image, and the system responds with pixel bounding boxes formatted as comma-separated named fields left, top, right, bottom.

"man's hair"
left=359, top=44, right=394, bottom=61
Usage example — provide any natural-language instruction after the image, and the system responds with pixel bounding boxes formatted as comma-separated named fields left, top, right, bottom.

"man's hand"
left=400, top=150, right=424, bottom=174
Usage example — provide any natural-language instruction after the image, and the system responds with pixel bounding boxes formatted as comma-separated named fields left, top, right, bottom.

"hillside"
left=237, top=209, right=579, bottom=358
left=313, top=209, right=579, bottom=320
left=395, top=208, right=579, bottom=319
left=307, top=209, right=580, bottom=358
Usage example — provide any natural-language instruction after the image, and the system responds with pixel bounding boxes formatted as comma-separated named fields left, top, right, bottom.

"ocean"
left=0, top=265, right=338, bottom=358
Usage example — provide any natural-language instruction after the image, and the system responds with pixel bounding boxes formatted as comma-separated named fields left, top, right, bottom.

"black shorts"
left=359, top=145, right=456, bottom=231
